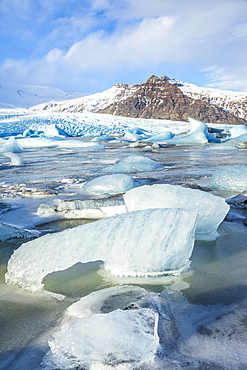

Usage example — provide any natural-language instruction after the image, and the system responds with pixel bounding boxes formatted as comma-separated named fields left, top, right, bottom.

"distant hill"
left=0, top=85, right=83, bottom=109
left=4, top=76, right=247, bottom=124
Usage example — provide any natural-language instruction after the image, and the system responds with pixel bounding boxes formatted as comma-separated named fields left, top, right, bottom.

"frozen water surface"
left=0, top=110, right=247, bottom=369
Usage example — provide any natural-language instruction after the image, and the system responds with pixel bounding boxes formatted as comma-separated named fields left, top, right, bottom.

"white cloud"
left=0, top=0, right=247, bottom=92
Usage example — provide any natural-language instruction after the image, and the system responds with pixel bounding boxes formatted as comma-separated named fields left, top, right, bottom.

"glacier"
left=100, top=155, right=163, bottom=173
left=82, top=173, right=136, bottom=195
left=5, top=208, right=197, bottom=291
left=124, top=184, right=230, bottom=240
left=209, top=166, right=247, bottom=191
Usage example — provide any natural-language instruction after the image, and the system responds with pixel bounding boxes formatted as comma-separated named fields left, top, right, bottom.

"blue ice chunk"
left=101, top=155, right=163, bottom=173
left=208, top=166, right=247, bottom=191
left=82, top=173, right=135, bottom=194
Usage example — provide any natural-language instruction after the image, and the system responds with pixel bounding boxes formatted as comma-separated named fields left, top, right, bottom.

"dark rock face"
left=97, top=76, right=247, bottom=125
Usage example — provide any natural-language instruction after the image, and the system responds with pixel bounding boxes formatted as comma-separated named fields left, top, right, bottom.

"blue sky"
left=0, top=0, right=247, bottom=94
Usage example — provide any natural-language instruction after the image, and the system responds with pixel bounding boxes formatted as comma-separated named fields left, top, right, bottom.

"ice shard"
left=5, top=208, right=197, bottom=291
left=124, top=184, right=229, bottom=240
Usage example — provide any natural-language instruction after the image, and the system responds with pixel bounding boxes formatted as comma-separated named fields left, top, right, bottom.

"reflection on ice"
left=5, top=208, right=197, bottom=291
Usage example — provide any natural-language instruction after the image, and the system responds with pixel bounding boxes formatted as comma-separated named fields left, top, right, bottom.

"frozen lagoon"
left=0, top=110, right=247, bottom=369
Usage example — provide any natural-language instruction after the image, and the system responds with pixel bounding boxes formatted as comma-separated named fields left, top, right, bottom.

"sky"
left=0, top=0, right=247, bottom=94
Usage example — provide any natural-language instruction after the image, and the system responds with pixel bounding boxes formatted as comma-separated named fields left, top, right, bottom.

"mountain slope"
left=97, top=76, right=246, bottom=124
left=30, top=75, right=247, bottom=124
left=0, top=85, right=83, bottom=109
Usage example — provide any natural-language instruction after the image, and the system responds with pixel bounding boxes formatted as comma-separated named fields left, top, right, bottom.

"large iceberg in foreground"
left=124, top=184, right=229, bottom=240
left=208, top=166, right=247, bottom=192
left=43, top=286, right=169, bottom=369
left=101, top=155, right=163, bottom=173
left=82, top=174, right=135, bottom=194
left=5, top=208, right=197, bottom=291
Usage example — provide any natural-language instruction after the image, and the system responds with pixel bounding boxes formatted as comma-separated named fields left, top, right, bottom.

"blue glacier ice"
left=208, top=166, right=247, bottom=191
left=82, top=173, right=135, bottom=194
left=101, top=155, right=163, bottom=173
left=124, top=184, right=229, bottom=240
left=228, top=125, right=247, bottom=138
left=5, top=208, right=197, bottom=291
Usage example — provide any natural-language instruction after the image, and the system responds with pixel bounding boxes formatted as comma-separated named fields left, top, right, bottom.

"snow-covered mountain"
left=30, top=83, right=140, bottom=113
left=29, top=76, right=247, bottom=124
left=0, top=85, right=83, bottom=109
left=167, top=78, right=247, bottom=119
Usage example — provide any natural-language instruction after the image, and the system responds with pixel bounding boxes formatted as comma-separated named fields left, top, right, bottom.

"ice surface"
left=0, top=136, right=23, bottom=153
left=5, top=208, right=197, bottom=290
left=82, top=174, right=135, bottom=194
left=43, top=308, right=159, bottom=369
left=124, top=184, right=230, bottom=240
left=123, top=127, right=151, bottom=141
left=16, top=136, right=102, bottom=149
left=209, top=166, right=247, bottom=191
left=0, top=222, right=39, bottom=241
left=101, top=155, right=163, bottom=173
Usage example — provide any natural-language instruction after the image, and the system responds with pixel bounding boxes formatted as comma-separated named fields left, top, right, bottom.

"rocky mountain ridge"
left=30, top=75, right=247, bottom=125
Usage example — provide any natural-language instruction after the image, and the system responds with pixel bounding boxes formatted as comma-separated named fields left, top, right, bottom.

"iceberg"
left=226, top=191, right=247, bottom=209
left=221, top=133, right=247, bottom=148
left=101, top=155, right=163, bottom=173
left=0, top=136, right=23, bottom=153
left=43, top=308, right=159, bottom=369
left=124, top=184, right=229, bottom=240
left=144, top=131, right=174, bottom=143
left=208, top=166, right=247, bottom=192
left=5, top=208, right=197, bottom=290
left=123, top=127, right=151, bottom=141
left=82, top=173, right=135, bottom=194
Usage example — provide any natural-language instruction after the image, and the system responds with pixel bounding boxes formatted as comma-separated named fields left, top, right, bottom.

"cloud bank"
left=0, top=0, right=247, bottom=93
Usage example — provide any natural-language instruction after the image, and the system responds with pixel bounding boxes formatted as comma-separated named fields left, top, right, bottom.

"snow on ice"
left=5, top=208, right=197, bottom=290
left=124, top=184, right=230, bottom=241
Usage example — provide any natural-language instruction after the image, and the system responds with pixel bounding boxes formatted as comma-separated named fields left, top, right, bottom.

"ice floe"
left=124, top=184, right=229, bottom=240
left=209, top=166, right=247, bottom=192
left=100, top=155, right=163, bottom=173
left=82, top=174, right=136, bottom=195
left=5, top=208, right=197, bottom=290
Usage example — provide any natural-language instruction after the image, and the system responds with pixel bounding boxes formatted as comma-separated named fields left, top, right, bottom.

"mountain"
left=30, top=76, right=247, bottom=124
left=0, top=85, right=83, bottom=109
